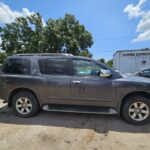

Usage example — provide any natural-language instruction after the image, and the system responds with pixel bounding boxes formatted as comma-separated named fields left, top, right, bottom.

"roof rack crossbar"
left=14, top=53, right=73, bottom=56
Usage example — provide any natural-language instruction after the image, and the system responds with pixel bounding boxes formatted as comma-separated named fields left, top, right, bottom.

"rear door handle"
left=72, top=80, right=81, bottom=84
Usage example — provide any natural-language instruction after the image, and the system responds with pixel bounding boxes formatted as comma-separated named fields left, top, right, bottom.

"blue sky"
left=0, top=0, right=150, bottom=60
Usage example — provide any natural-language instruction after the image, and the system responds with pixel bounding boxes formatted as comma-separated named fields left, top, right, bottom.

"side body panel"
left=70, top=76, right=116, bottom=107
left=114, top=77, right=150, bottom=113
left=0, top=74, right=41, bottom=103
left=33, top=75, right=70, bottom=105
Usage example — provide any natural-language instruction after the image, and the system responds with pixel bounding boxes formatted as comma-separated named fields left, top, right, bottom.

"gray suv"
left=0, top=53, right=150, bottom=125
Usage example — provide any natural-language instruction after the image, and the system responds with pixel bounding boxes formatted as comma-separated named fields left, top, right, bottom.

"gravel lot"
left=0, top=99, right=150, bottom=150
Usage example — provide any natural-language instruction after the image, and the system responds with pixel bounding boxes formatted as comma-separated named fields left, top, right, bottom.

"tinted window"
left=39, top=58, right=67, bottom=75
left=3, top=59, right=31, bottom=75
left=73, top=59, right=105, bottom=77
left=142, top=69, right=150, bottom=74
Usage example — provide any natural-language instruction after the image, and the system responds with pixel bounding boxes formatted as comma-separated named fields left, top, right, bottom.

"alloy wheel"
left=128, top=102, right=149, bottom=121
left=16, top=97, right=32, bottom=115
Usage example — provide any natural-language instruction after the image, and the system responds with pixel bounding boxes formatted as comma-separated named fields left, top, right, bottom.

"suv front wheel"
left=12, top=91, right=40, bottom=117
left=122, top=95, right=150, bottom=125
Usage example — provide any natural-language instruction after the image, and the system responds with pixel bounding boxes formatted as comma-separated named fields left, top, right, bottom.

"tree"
left=79, top=50, right=92, bottom=57
left=0, top=52, right=7, bottom=64
left=99, top=58, right=105, bottom=63
left=0, top=13, right=45, bottom=54
left=106, top=59, right=113, bottom=68
left=0, top=13, right=93, bottom=55
left=98, top=58, right=113, bottom=68
left=44, top=14, right=93, bottom=55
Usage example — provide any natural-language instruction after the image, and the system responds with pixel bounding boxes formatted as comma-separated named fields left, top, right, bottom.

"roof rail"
left=14, top=53, right=74, bottom=57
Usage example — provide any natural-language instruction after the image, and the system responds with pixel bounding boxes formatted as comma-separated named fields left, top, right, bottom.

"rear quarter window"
left=2, top=59, right=31, bottom=75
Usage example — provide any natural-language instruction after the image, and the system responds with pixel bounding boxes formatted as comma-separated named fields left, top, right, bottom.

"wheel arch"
left=8, top=88, right=41, bottom=108
left=119, top=91, right=150, bottom=115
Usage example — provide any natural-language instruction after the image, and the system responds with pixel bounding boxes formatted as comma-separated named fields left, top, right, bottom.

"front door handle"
left=72, top=80, right=81, bottom=84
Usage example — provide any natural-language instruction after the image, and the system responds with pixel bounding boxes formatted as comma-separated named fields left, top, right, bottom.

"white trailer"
left=113, top=49, right=150, bottom=73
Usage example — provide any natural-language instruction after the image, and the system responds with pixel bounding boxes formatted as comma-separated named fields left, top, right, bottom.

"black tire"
left=12, top=91, right=40, bottom=118
left=122, top=95, right=150, bottom=125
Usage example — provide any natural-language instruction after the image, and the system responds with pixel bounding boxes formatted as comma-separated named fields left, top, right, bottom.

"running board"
left=43, top=105, right=117, bottom=115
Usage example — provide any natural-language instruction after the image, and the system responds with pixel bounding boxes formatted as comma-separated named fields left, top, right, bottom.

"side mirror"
left=98, top=69, right=112, bottom=78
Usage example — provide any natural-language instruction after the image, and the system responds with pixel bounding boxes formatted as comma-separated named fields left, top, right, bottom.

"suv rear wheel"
left=12, top=91, right=40, bottom=117
left=122, top=95, right=150, bottom=125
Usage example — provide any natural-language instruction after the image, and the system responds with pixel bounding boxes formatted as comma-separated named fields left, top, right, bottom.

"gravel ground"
left=0, top=99, right=150, bottom=150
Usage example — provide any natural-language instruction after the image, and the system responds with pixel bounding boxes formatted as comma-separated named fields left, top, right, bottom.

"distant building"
left=113, top=48, right=150, bottom=73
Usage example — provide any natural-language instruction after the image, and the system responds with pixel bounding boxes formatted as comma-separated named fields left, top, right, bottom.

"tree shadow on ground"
left=0, top=105, right=150, bottom=134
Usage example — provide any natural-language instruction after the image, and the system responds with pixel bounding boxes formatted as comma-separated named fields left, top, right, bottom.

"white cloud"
left=136, top=11, right=150, bottom=32
left=0, top=2, right=34, bottom=23
left=133, top=30, right=150, bottom=42
left=124, top=0, right=146, bottom=19
left=0, top=2, right=46, bottom=26
left=124, top=0, right=150, bottom=42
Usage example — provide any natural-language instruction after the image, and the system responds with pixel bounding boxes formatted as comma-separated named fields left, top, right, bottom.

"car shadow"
left=0, top=105, right=150, bottom=134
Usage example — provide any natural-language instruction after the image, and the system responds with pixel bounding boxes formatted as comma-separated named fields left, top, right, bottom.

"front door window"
left=73, top=59, right=105, bottom=77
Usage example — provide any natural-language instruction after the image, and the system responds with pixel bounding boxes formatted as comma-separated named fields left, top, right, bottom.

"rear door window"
left=38, top=58, right=68, bottom=75
left=2, top=59, right=31, bottom=75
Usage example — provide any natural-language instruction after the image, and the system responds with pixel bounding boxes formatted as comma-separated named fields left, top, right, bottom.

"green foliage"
left=0, top=52, right=7, bottom=64
left=106, top=59, right=113, bottom=68
left=79, top=50, right=92, bottom=57
left=0, top=13, right=45, bottom=54
left=98, top=58, right=113, bottom=68
left=0, top=13, right=93, bottom=56
left=99, top=58, right=105, bottom=63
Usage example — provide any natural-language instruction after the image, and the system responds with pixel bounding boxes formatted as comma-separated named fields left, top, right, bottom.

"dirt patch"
left=0, top=99, right=150, bottom=150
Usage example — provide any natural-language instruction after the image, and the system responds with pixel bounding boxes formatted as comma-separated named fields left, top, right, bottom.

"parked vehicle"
left=135, top=68, right=150, bottom=78
left=0, top=53, right=150, bottom=125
